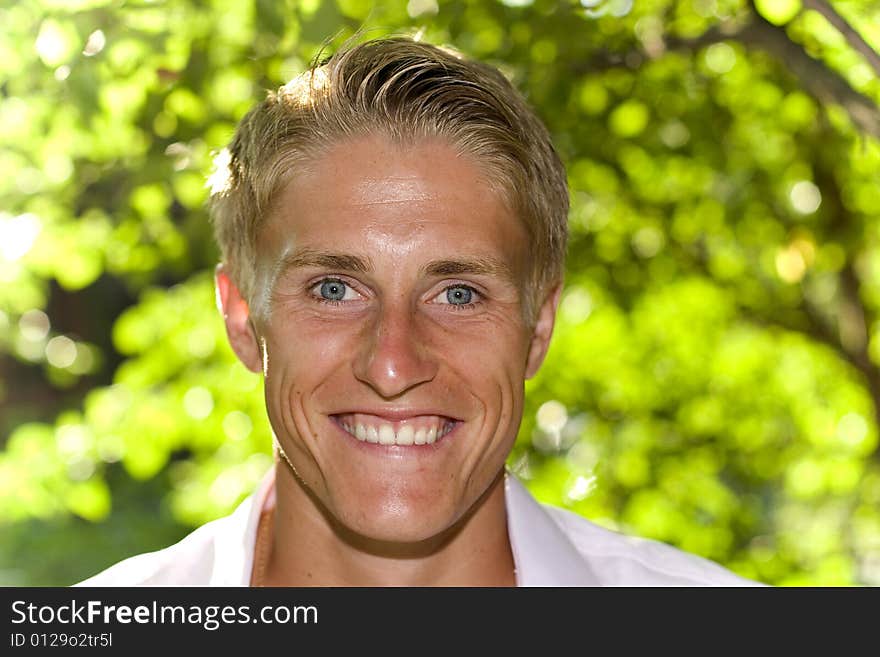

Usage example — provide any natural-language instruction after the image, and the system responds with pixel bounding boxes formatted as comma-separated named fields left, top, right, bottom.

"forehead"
left=258, top=135, right=529, bottom=270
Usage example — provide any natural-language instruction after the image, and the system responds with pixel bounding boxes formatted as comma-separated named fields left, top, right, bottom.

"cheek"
left=262, top=317, right=355, bottom=375
left=431, top=320, right=531, bottom=447
left=259, top=320, right=360, bottom=435
left=433, top=317, right=531, bottom=381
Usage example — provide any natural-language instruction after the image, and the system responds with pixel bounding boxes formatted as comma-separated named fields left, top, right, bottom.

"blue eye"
left=319, top=280, right=347, bottom=301
left=445, top=286, right=473, bottom=305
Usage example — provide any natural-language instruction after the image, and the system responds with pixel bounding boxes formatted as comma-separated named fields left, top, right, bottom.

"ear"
left=525, top=283, right=562, bottom=380
left=215, top=264, right=262, bottom=373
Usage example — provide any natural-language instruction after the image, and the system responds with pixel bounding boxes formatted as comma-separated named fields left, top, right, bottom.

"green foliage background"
left=2, top=0, right=879, bottom=586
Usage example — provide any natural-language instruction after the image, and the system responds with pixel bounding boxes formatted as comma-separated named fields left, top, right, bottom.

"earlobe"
left=524, top=283, right=562, bottom=380
left=215, top=264, right=263, bottom=373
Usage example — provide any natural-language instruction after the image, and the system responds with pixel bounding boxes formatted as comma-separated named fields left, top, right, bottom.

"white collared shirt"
left=76, top=468, right=756, bottom=586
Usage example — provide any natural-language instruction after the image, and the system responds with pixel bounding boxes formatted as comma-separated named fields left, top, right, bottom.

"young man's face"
left=218, top=134, right=560, bottom=543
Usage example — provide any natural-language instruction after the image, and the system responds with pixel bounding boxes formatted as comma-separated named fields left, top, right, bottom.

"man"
left=79, top=37, right=753, bottom=586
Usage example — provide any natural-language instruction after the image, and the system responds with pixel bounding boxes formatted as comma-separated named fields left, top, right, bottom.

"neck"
left=257, top=462, right=516, bottom=587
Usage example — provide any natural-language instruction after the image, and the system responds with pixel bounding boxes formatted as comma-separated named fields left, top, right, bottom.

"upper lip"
left=329, top=409, right=462, bottom=422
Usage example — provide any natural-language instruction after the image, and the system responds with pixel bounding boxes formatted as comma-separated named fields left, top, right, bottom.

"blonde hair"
left=209, top=37, right=568, bottom=323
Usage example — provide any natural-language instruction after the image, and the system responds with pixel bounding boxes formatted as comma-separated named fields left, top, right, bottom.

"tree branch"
left=801, top=0, right=880, bottom=79
left=570, top=11, right=880, bottom=139
left=810, top=162, right=880, bottom=436
left=738, top=10, right=880, bottom=138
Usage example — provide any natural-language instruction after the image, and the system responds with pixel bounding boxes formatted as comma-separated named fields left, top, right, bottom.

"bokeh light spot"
left=537, top=400, right=568, bottom=433
left=790, top=181, right=821, bottom=214
left=223, top=410, right=253, bottom=441
left=659, top=120, right=690, bottom=148
left=34, top=19, right=75, bottom=67
left=560, top=287, right=593, bottom=324
left=836, top=413, right=868, bottom=448
left=632, top=226, right=665, bottom=258
left=183, top=386, right=214, bottom=420
left=19, top=309, right=50, bottom=341
left=56, top=424, right=90, bottom=461
left=0, top=213, right=41, bottom=261
left=704, top=42, right=736, bottom=74
left=46, top=335, right=77, bottom=368
left=82, top=29, right=106, bottom=57
left=609, top=100, right=649, bottom=138
left=776, top=245, right=806, bottom=283
left=187, top=326, right=216, bottom=358
left=406, top=0, right=438, bottom=17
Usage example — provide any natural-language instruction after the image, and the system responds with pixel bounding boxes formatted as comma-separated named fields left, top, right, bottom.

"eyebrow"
left=277, top=249, right=372, bottom=275
left=421, top=257, right=517, bottom=284
left=276, top=249, right=516, bottom=284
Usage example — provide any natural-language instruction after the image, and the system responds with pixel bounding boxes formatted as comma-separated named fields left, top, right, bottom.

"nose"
left=352, top=299, right=438, bottom=398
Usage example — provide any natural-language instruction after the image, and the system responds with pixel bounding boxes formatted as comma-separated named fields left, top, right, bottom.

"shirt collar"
left=504, top=471, right=601, bottom=586
left=215, top=466, right=599, bottom=586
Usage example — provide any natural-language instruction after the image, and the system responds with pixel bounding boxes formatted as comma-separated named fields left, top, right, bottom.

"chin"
left=333, top=494, right=459, bottom=547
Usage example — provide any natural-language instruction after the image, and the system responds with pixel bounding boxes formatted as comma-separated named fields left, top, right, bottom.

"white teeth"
left=341, top=419, right=452, bottom=446
left=366, top=425, right=379, bottom=444
left=378, top=424, right=395, bottom=445
left=396, top=425, right=414, bottom=446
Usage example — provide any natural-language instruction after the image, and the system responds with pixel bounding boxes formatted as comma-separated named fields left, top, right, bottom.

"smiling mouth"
left=331, top=413, right=458, bottom=446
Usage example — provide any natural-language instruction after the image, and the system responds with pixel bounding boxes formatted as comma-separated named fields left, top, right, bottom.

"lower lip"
left=329, top=416, right=460, bottom=453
